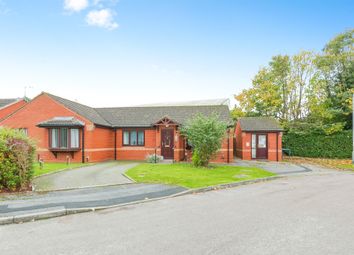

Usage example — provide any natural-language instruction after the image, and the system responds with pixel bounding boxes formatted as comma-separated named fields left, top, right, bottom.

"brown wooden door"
left=161, top=129, right=174, bottom=159
left=256, top=134, right=267, bottom=159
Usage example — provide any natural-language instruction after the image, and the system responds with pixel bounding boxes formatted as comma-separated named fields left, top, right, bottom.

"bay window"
left=50, top=128, right=80, bottom=150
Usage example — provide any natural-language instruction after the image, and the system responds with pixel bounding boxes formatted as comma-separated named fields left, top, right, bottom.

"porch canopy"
left=37, top=117, right=85, bottom=128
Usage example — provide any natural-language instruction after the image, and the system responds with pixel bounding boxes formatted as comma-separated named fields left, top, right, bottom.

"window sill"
left=49, top=148, right=81, bottom=152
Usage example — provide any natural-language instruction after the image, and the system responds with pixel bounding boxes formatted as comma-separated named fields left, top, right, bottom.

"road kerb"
left=12, top=209, right=67, bottom=224
left=178, top=175, right=283, bottom=196
left=0, top=216, right=14, bottom=225
left=0, top=175, right=282, bottom=226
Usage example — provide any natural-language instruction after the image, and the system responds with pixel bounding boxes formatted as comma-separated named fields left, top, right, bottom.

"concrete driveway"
left=1, top=169, right=354, bottom=254
left=33, top=161, right=138, bottom=191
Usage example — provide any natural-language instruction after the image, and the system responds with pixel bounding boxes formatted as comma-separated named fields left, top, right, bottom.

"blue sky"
left=0, top=0, right=353, bottom=107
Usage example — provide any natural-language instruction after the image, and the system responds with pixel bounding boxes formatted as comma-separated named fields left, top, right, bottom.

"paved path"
left=232, top=160, right=313, bottom=175
left=2, top=169, right=354, bottom=255
left=0, top=184, right=186, bottom=218
left=33, top=162, right=137, bottom=191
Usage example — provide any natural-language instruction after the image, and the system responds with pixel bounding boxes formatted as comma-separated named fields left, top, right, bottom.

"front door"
left=251, top=134, right=268, bottom=159
left=161, top=129, right=174, bottom=159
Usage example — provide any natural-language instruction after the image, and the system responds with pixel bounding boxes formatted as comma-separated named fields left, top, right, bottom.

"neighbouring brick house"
left=0, top=92, right=234, bottom=163
left=0, top=98, right=28, bottom=121
left=235, top=117, right=283, bottom=161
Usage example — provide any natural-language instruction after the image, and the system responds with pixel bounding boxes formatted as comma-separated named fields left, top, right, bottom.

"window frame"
left=49, top=127, right=81, bottom=151
left=60, top=128, right=69, bottom=149
left=122, top=129, right=145, bottom=146
left=123, top=130, right=130, bottom=146
left=18, top=128, right=28, bottom=136
left=51, top=128, right=60, bottom=149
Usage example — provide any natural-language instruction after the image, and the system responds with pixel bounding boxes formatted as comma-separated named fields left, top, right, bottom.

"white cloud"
left=64, top=0, right=88, bottom=12
left=86, top=9, right=118, bottom=30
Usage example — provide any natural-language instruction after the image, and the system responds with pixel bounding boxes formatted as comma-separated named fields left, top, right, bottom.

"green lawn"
left=33, top=162, right=89, bottom=177
left=126, top=163, right=275, bottom=188
left=337, top=164, right=354, bottom=170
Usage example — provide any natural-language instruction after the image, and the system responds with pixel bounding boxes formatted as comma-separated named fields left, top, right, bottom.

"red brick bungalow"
left=0, top=92, right=234, bottom=163
left=235, top=117, right=283, bottom=161
left=0, top=98, right=28, bottom=121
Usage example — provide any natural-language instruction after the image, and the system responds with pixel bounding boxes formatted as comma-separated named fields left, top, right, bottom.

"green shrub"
left=283, top=130, right=352, bottom=158
left=181, top=114, right=227, bottom=167
left=0, top=128, right=35, bottom=191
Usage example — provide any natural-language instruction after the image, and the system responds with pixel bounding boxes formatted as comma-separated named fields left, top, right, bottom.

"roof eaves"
left=112, top=124, right=153, bottom=128
left=242, top=128, right=283, bottom=132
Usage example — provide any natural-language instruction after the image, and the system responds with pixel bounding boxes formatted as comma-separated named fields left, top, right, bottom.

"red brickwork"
left=235, top=121, right=282, bottom=161
left=0, top=94, right=115, bottom=163
left=0, top=99, right=27, bottom=120
left=1, top=93, right=235, bottom=164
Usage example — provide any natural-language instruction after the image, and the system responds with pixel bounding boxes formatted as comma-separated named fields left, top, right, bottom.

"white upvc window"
left=70, top=129, right=79, bottom=148
left=50, top=128, right=80, bottom=149
left=51, top=128, right=59, bottom=148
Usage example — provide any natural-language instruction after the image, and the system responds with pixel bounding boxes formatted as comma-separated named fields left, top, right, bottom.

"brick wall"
left=236, top=131, right=282, bottom=161
left=0, top=100, right=27, bottom=120
left=115, top=126, right=234, bottom=164
left=267, top=132, right=282, bottom=161
left=116, top=128, right=157, bottom=160
left=85, top=126, right=115, bottom=162
left=235, top=122, right=243, bottom=158
left=0, top=93, right=115, bottom=163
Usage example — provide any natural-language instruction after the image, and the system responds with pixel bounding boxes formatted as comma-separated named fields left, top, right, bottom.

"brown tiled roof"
left=44, top=92, right=232, bottom=128
left=45, top=93, right=111, bottom=127
left=0, top=98, right=20, bottom=109
left=96, top=105, right=232, bottom=127
left=238, top=117, right=283, bottom=131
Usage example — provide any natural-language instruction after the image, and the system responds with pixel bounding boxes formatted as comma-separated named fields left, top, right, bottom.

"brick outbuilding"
left=235, top=117, right=283, bottom=161
left=0, top=92, right=234, bottom=164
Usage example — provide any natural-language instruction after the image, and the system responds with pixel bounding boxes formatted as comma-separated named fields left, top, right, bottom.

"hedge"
left=0, top=128, right=35, bottom=191
left=283, top=130, right=352, bottom=159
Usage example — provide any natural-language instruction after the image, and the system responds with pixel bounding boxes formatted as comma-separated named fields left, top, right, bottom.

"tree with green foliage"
left=0, top=128, right=35, bottom=191
left=181, top=114, right=227, bottom=167
left=314, top=29, right=354, bottom=129
left=234, top=67, right=282, bottom=119
left=233, top=29, right=353, bottom=134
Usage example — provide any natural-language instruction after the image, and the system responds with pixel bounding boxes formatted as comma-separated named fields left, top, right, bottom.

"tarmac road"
left=1, top=169, right=354, bottom=255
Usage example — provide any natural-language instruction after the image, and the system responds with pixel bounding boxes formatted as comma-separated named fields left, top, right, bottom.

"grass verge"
left=126, top=163, right=275, bottom=188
